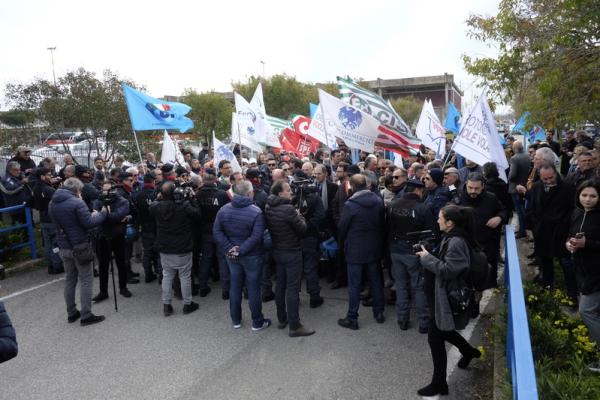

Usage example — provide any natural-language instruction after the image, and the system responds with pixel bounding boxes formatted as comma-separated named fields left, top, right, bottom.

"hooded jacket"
left=568, top=201, right=600, bottom=295
left=213, top=195, right=265, bottom=257
left=337, top=189, right=385, bottom=263
left=49, top=188, right=106, bottom=249
left=149, top=199, right=201, bottom=254
left=265, top=195, right=307, bottom=251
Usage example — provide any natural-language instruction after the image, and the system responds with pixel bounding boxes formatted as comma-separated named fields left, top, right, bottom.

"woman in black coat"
left=416, top=205, right=481, bottom=397
left=566, top=180, right=600, bottom=347
left=0, top=301, right=18, bottom=363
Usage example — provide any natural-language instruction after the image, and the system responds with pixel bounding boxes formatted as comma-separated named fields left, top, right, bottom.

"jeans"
left=579, top=291, right=600, bottom=346
left=390, top=249, right=429, bottom=327
left=141, top=230, right=161, bottom=278
left=59, top=249, right=94, bottom=320
left=273, top=249, right=304, bottom=329
left=227, top=255, right=264, bottom=327
left=200, top=233, right=230, bottom=291
left=160, top=253, right=193, bottom=305
left=346, top=262, right=384, bottom=320
left=41, top=222, right=63, bottom=271
left=302, top=237, right=321, bottom=297
left=511, top=193, right=526, bottom=235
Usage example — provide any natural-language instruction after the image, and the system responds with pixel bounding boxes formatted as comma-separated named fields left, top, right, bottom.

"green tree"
left=462, top=0, right=600, bottom=127
left=390, top=96, right=422, bottom=128
left=181, top=90, right=233, bottom=142
left=232, top=74, right=318, bottom=119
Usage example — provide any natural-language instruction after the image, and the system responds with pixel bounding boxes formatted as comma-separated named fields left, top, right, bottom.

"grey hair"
left=63, top=177, right=84, bottom=193
left=361, top=170, right=378, bottom=188
left=126, top=166, right=139, bottom=175
left=7, top=161, right=20, bottom=171
left=536, top=147, right=559, bottom=168
left=190, top=174, right=202, bottom=187
left=234, top=180, right=253, bottom=197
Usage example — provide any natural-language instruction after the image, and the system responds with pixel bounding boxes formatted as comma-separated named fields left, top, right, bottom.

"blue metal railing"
left=0, top=205, right=37, bottom=259
left=504, top=225, right=538, bottom=399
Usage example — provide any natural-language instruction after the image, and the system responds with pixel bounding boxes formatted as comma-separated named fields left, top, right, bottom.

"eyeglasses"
left=268, top=163, right=276, bottom=167
left=282, top=168, right=289, bottom=171
left=423, top=177, right=431, bottom=181
left=392, top=176, right=402, bottom=180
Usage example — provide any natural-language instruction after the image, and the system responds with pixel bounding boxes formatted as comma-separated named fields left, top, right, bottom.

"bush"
left=0, top=219, right=27, bottom=261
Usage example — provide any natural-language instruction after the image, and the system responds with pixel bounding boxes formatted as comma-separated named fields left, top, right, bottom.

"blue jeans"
left=390, top=250, right=429, bottom=327
left=346, top=262, right=384, bottom=320
left=200, top=233, right=230, bottom=291
left=511, top=193, right=526, bottom=235
left=273, top=249, right=304, bottom=329
left=227, top=255, right=264, bottom=327
left=41, top=222, right=62, bottom=271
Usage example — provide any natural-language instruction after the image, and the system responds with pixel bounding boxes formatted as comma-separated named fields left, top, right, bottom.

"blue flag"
left=511, top=111, right=531, bottom=135
left=528, top=124, right=546, bottom=144
left=122, top=84, right=194, bottom=133
left=444, top=101, right=461, bottom=134
left=309, top=103, right=318, bottom=119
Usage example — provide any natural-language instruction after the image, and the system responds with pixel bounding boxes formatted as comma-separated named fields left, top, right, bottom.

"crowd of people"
left=1, top=128, right=599, bottom=394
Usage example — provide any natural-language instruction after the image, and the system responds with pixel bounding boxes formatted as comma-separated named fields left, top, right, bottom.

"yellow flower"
left=478, top=346, right=485, bottom=359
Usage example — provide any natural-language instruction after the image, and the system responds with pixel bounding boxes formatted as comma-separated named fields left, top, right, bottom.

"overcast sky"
left=0, top=0, right=500, bottom=111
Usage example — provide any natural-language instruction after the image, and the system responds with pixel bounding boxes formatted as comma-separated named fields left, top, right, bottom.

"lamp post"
left=47, top=47, right=56, bottom=85
left=260, top=60, right=266, bottom=78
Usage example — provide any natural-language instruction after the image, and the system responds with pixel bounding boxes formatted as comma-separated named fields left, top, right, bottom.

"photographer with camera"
left=387, top=179, right=435, bottom=333
left=133, top=172, right=161, bottom=283
left=92, top=182, right=133, bottom=302
left=265, top=180, right=314, bottom=336
left=33, top=168, right=64, bottom=275
left=292, top=172, right=326, bottom=308
left=150, top=181, right=201, bottom=316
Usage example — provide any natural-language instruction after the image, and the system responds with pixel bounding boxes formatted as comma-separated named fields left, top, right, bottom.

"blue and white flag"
left=213, top=134, right=241, bottom=173
left=444, top=101, right=461, bottom=134
left=511, top=111, right=531, bottom=135
left=122, top=84, right=194, bottom=133
left=160, top=131, right=186, bottom=166
left=528, top=124, right=546, bottom=144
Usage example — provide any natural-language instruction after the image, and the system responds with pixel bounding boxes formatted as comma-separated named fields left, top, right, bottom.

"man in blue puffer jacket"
left=0, top=301, right=18, bottom=363
left=49, top=178, right=107, bottom=326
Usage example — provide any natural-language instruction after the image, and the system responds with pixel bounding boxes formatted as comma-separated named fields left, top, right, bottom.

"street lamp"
left=47, top=47, right=56, bottom=85
left=260, top=60, right=266, bottom=78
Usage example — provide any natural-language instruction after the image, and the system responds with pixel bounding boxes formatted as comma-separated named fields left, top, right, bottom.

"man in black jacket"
left=133, top=173, right=161, bottom=283
left=150, top=181, right=201, bottom=316
left=508, top=141, right=531, bottom=238
left=459, top=172, right=508, bottom=289
left=33, top=168, right=64, bottom=274
left=387, top=179, right=434, bottom=333
left=196, top=169, right=231, bottom=299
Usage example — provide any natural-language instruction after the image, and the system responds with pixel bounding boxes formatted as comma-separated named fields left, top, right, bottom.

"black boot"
left=417, top=381, right=448, bottom=396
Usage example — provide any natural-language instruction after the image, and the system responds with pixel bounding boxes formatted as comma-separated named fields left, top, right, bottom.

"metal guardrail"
left=504, top=225, right=538, bottom=399
left=0, top=205, right=37, bottom=259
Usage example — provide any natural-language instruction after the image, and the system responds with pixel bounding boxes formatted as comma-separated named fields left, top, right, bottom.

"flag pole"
left=132, top=130, right=145, bottom=168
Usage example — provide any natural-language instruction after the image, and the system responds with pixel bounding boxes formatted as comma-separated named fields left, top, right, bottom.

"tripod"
left=106, top=238, right=118, bottom=312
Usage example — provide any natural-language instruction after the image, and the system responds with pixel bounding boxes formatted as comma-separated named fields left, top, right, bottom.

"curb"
left=0, top=258, right=44, bottom=279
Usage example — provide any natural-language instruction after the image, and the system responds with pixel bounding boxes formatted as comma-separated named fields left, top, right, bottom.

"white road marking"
left=0, top=277, right=65, bottom=301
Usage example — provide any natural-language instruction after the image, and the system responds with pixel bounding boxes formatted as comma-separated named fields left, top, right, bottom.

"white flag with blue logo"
left=317, top=89, right=380, bottom=153
left=250, top=83, right=281, bottom=148
left=160, top=130, right=187, bottom=166
left=213, top=134, right=242, bottom=173
left=415, top=99, right=446, bottom=156
left=234, top=93, right=264, bottom=152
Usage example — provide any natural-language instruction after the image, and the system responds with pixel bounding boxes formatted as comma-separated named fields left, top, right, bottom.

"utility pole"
left=260, top=60, right=266, bottom=78
left=47, top=47, right=57, bottom=85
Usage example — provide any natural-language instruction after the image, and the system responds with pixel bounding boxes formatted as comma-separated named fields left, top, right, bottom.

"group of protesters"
left=1, top=127, right=599, bottom=394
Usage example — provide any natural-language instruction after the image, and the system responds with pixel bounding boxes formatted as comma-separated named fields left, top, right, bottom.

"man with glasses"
left=391, top=168, right=408, bottom=198
left=7, top=146, right=35, bottom=176
left=218, top=160, right=233, bottom=189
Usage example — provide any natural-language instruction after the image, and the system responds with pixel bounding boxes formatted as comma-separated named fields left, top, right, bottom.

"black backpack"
left=468, top=246, right=491, bottom=291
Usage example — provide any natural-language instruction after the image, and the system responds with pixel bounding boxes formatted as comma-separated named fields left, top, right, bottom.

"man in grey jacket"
left=508, top=141, right=531, bottom=238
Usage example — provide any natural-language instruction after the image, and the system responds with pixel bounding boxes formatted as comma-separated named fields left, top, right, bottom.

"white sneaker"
left=233, top=323, right=241, bottom=329
left=251, top=318, right=272, bottom=332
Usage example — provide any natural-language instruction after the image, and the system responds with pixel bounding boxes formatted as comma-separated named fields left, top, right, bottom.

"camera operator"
left=196, top=168, right=231, bottom=299
left=387, top=179, right=434, bottom=333
left=133, top=172, right=161, bottom=283
left=292, top=172, right=326, bottom=308
left=92, top=182, right=133, bottom=302
left=265, top=180, right=315, bottom=337
left=117, top=172, right=140, bottom=284
left=150, top=181, right=201, bottom=316
left=33, top=168, right=64, bottom=275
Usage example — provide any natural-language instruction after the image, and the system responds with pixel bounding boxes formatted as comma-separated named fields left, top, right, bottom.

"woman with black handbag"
left=415, top=205, right=481, bottom=396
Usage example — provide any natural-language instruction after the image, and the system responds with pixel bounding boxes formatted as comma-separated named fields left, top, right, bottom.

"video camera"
left=98, top=190, right=118, bottom=206
left=173, top=185, right=194, bottom=204
left=290, top=178, right=318, bottom=195
left=405, top=230, right=438, bottom=253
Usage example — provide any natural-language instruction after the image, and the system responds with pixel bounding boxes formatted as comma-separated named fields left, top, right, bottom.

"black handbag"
left=57, top=225, right=95, bottom=264
left=446, top=278, right=473, bottom=316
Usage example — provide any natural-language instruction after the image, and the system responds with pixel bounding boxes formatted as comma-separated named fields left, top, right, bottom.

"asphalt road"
left=0, top=263, right=487, bottom=400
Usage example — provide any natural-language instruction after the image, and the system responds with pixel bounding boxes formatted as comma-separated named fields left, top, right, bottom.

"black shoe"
left=458, top=348, right=481, bottom=369
left=417, top=381, right=448, bottom=396
left=362, top=298, right=373, bottom=307
left=310, top=296, right=324, bottom=308
left=277, top=320, right=288, bottom=329
left=163, top=304, right=173, bottom=317
left=199, top=287, right=211, bottom=297
left=80, top=314, right=105, bottom=326
left=222, top=290, right=230, bottom=300
left=92, top=292, right=109, bottom=303
left=262, top=291, right=275, bottom=302
left=183, top=301, right=199, bottom=314
left=93, top=268, right=99, bottom=277
left=127, top=277, right=140, bottom=284
left=398, top=320, right=409, bottom=330
left=145, top=274, right=157, bottom=283
left=338, top=317, right=358, bottom=330
left=120, top=288, right=132, bottom=298
left=67, top=310, right=81, bottom=323
left=289, top=325, right=315, bottom=337
left=418, top=325, right=429, bottom=334
left=374, top=312, right=385, bottom=324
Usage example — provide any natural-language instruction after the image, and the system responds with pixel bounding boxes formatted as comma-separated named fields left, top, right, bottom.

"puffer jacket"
left=0, top=301, right=18, bottom=363
left=213, top=195, right=265, bottom=257
left=265, top=195, right=307, bottom=251
left=49, top=188, right=106, bottom=249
